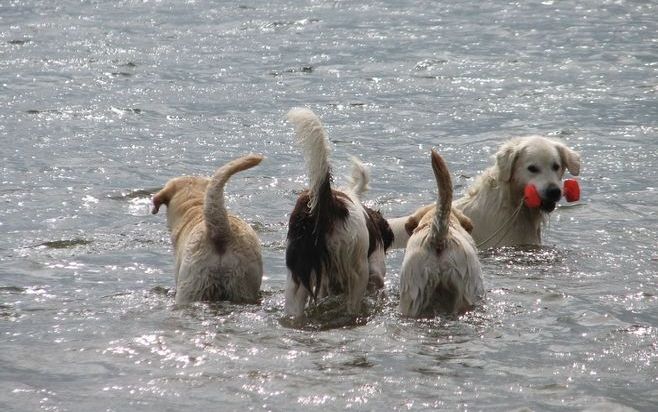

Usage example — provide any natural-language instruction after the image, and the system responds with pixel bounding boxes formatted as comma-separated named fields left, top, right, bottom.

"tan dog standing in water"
left=152, top=154, right=264, bottom=304
left=399, top=150, right=484, bottom=317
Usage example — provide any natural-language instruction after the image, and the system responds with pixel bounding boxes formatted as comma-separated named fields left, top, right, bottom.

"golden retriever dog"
left=399, top=150, right=484, bottom=317
left=388, top=135, right=581, bottom=250
left=284, top=108, right=393, bottom=319
left=152, top=154, right=264, bottom=304
left=453, top=135, right=581, bottom=248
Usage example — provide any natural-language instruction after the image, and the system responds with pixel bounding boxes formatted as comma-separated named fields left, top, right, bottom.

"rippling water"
left=1, top=1, right=656, bottom=411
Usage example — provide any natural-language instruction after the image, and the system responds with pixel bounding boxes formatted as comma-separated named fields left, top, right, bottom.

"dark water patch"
left=281, top=294, right=386, bottom=331
left=281, top=311, right=368, bottom=332
left=0, top=303, right=15, bottom=318
left=37, top=239, right=92, bottom=249
left=109, top=72, right=133, bottom=78
left=615, top=324, right=654, bottom=337
left=326, top=102, right=369, bottom=109
left=341, top=355, right=375, bottom=369
left=151, top=286, right=171, bottom=296
left=107, top=188, right=159, bottom=201
left=0, top=286, right=27, bottom=296
left=25, top=109, right=62, bottom=115
left=8, top=39, right=31, bottom=45
left=103, top=287, right=171, bottom=301
left=270, top=65, right=314, bottom=76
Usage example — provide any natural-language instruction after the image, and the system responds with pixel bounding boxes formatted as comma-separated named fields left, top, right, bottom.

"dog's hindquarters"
left=204, top=154, right=264, bottom=250
left=285, top=108, right=374, bottom=317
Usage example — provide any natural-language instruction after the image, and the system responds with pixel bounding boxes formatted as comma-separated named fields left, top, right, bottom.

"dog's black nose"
left=545, top=184, right=562, bottom=202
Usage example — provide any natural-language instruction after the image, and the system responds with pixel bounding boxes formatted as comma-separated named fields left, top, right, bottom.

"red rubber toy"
left=524, top=184, right=541, bottom=208
left=563, top=179, right=580, bottom=202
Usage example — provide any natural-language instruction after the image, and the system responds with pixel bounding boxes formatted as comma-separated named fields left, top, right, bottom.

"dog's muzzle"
left=540, top=184, right=562, bottom=212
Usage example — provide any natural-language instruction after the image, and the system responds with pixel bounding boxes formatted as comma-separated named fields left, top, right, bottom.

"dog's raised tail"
left=429, top=150, right=453, bottom=248
left=348, top=156, right=370, bottom=198
left=287, top=108, right=332, bottom=212
left=204, top=154, right=263, bottom=249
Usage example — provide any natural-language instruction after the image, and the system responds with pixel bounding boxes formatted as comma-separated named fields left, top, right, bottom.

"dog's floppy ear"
left=151, top=187, right=170, bottom=214
left=404, top=216, right=419, bottom=236
left=555, top=142, right=581, bottom=176
left=405, top=204, right=434, bottom=235
left=495, top=138, right=521, bottom=182
left=452, top=208, right=474, bottom=234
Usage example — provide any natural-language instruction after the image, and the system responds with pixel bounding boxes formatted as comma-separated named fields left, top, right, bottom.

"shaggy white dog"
left=284, top=108, right=393, bottom=319
left=152, top=154, right=264, bottom=304
left=399, top=150, right=484, bottom=317
left=388, top=135, right=581, bottom=250
left=454, top=135, right=581, bottom=248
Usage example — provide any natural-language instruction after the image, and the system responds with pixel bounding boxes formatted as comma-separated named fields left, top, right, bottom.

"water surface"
left=1, top=1, right=656, bottom=411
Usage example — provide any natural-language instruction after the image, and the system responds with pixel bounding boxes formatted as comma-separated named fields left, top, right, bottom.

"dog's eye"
left=552, top=163, right=560, bottom=171
left=527, top=165, right=540, bottom=173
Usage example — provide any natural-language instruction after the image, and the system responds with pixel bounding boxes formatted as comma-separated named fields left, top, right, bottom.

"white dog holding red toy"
left=452, top=135, right=581, bottom=248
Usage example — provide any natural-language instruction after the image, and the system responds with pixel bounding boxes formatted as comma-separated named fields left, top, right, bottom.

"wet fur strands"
left=399, top=150, right=484, bottom=317
left=454, top=135, right=581, bottom=248
left=152, top=154, right=264, bottom=305
left=284, top=108, right=393, bottom=319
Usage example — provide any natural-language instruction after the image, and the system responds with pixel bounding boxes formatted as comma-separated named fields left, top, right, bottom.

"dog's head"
left=495, top=135, right=580, bottom=212
left=151, top=176, right=209, bottom=215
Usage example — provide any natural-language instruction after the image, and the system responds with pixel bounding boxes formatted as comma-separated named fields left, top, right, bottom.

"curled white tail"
left=347, top=156, right=370, bottom=198
left=204, top=154, right=264, bottom=246
left=286, top=108, right=331, bottom=212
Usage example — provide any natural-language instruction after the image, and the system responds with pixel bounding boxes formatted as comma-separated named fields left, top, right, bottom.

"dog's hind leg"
left=284, top=271, right=311, bottom=318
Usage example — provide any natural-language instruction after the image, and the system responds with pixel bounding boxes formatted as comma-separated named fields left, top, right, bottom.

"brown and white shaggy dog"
left=388, top=135, right=581, bottom=250
left=152, top=154, right=264, bottom=305
left=399, top=150, right=484, bottom=317
left=284, top=108, right=393, bottom=318
left=453, top=135, right=581, bottom=248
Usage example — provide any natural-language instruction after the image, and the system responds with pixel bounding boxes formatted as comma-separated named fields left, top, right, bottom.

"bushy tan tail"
left=204, top=154, right=263, bottom=247
left=428, top=150, right=453, bottom=248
